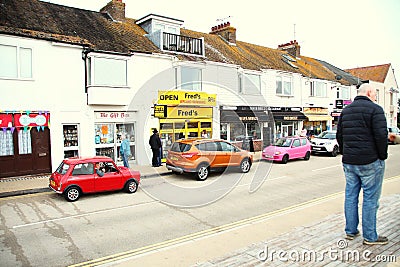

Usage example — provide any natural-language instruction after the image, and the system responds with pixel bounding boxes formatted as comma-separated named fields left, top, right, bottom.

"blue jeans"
left=121, top=153, right=130, bottom=168
left=343, top=159, right=385, bottom=241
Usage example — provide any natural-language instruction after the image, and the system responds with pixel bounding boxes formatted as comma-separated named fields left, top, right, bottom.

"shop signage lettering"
left=283, top=116, right=298, bottom=120
left=167, top=107, right=213, bottom=118
left=95, top=112, right=133, bottom=120
left=158, top=91, right=216, bottom=106
left=303, top=107, right=328, bottom=114
left=240, top=116, right=257, bottom=121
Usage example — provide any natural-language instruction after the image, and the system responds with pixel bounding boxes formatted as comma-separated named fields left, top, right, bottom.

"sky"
left=44, top=0, right=400, bottom=84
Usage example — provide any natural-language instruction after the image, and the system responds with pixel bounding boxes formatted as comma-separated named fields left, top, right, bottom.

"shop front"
left=269, top=107, right=307, bottom=138
left=220, top=106, right=273, bottom=151
left=0, top=112, right=51, bottom=178
left=154, top=91, right=216, bottom=160
left=94, top=111, right=136, bottom=164
left=303, top=107, right=333, bottom=135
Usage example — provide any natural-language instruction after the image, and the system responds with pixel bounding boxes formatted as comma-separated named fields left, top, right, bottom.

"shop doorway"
left=0, top=128, right=51, bottom=178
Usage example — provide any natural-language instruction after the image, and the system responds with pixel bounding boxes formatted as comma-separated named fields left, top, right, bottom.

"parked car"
left=388, top=127, right=400, bottom=144
left=310, top=130, right=339, bottom=157
left=49, top=156, right=140, bottom=201
left=262, top=136, right=311, bottom=164
left=166, top=138, right=253, bottom=181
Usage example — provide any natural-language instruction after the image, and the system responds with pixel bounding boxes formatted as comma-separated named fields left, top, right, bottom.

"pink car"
left=262, top=136, right=311, bottom=164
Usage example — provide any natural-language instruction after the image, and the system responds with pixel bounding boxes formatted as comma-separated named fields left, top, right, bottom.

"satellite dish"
left=335, top=75, right=342, bottom=80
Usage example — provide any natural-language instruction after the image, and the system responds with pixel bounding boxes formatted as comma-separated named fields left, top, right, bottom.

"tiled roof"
left=345, top=64, right=391, bottom=83
left=0, top=0, right=159, bottom=53
left=0, top=0, right=356, bottom=85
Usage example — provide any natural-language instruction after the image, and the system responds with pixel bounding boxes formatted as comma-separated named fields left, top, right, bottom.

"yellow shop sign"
left=158, top=91, right=216, bottom=106
left=167, top=107, right=213, bottom=118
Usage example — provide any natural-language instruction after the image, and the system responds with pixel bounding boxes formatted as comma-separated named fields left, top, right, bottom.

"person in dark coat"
left=149, top=129, right=162, bottom=167
left=336, top=83, right=388, bottom=245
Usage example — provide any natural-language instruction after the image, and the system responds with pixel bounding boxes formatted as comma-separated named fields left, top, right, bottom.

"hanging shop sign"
left=0, top=114, right=13, bottom=127
left=14, top=113, right=50, bottom=127
left=158, top=91, right=216, bottom=106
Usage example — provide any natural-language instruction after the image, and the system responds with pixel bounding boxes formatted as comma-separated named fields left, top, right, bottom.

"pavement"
left=0, top=155, right=399, bottom=267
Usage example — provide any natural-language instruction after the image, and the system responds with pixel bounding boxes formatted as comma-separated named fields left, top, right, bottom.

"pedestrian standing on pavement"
left=336, top=83, right=389, bottom=245
left=120, top=134, right=131, bottom=168
left=149, top=129, right=162, bottom=167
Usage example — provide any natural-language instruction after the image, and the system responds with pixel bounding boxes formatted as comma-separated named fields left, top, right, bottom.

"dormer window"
left=137, top=14, right=204, bottom=57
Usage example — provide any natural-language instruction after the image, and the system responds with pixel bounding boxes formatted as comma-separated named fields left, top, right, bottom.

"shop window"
left=220, top=124, right=228, bottom=140
left=201, top=122, right=211, bottom=128
left=230, top=123, right=245, bottom=141
left=116, top=123, right=135, bottom=160
left=18, top=130, right=32, bottom=154
left=95, top=123, right=135, bottom=162
left=0, top=44, right=32, bottom=79
left=160, top=123, right=173, bottom=130
left=0, top=130, right=14, bottom=156
left=187, top=122, right=198, bottom=128
left=174, top=122, right=185, bottom=130
left=63, top=124, right=79, bottom=158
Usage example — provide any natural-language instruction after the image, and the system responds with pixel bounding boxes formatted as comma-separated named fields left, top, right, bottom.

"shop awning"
left=220, top=110, right=271, bottom=123
left=305, top=115, right=333, bottom=121
left=272, top=111, right=307, bottom=121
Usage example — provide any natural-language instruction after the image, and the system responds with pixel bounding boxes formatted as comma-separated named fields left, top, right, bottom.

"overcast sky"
left=45, top=0, right=400, bottom=85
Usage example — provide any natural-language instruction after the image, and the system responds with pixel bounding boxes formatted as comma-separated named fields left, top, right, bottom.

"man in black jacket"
left=149, top=129, right=162, bottom=167
left=336, top=83, right=388, bottom=245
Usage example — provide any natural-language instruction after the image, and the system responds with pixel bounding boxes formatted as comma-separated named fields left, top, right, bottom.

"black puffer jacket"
left=336, top=96, right=388, bottom=165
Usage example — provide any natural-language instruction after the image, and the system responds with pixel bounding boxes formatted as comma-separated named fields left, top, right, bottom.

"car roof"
left=175, top=138, right=227, bottom=144
left=63, top=156, right=113, bottom=164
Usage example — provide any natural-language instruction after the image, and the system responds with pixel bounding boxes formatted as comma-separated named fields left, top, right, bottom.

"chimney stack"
left=210, top=22, right=236, bottom=44
left=100, top=0, right=125, bottom=22
left=278, top=40, right=300, bottom=58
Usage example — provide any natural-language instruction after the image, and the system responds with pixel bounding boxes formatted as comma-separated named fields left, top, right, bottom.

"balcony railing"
left=162, top=32, right=203, bottom=56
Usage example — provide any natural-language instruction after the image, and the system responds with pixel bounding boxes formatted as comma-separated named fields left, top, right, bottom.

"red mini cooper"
left=49, top=156, right=140, bottom=201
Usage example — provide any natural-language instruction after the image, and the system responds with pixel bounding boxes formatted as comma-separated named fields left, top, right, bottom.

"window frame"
left=242, top=72, right=261, bottom=95
left=88, top=55, right=128, bottom=87
left=276, top=74, right=293, bottom=96
left=0, top=44, right=33, bottom=80
left=180, top=66, right=202, bottom=91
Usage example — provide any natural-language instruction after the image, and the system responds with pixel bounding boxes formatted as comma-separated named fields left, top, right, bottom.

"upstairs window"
left=0, top=44, right=32, bottom=79
left=336, top=86, right=350, bottom=100
left=242, top=73, right=261, bottom=95
left=88, top=56, right=127, bottom=87
left=180, top=66, right=202, bottom=91
left=310, top=81, right=327, bottom=97
left=276, top=75, right=293, bottom=96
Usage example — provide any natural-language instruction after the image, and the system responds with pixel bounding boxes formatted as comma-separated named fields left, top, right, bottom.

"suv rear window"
left=170, top=142, right=192, bottom=152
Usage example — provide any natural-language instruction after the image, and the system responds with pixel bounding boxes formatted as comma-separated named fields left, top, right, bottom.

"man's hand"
left=389, top=133, right=396, bottom=142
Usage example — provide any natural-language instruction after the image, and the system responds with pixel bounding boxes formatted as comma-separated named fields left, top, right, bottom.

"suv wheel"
left=196, top=164, right=209, bottom=181
left=64, top=186, right=81, bottom=202
left=331, top=146, right=339, bottom=157
left=240, top=158, right=251, bottom=173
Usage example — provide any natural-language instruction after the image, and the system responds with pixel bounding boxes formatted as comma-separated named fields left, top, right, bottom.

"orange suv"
left=166, top=138, right=253, bottom=180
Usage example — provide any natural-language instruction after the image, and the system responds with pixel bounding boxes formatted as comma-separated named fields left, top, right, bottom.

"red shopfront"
left=0, top=112, right=51, bottom=178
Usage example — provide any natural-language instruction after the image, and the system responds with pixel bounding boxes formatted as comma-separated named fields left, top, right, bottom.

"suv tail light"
left=182, top=152, right=199, bottom=159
